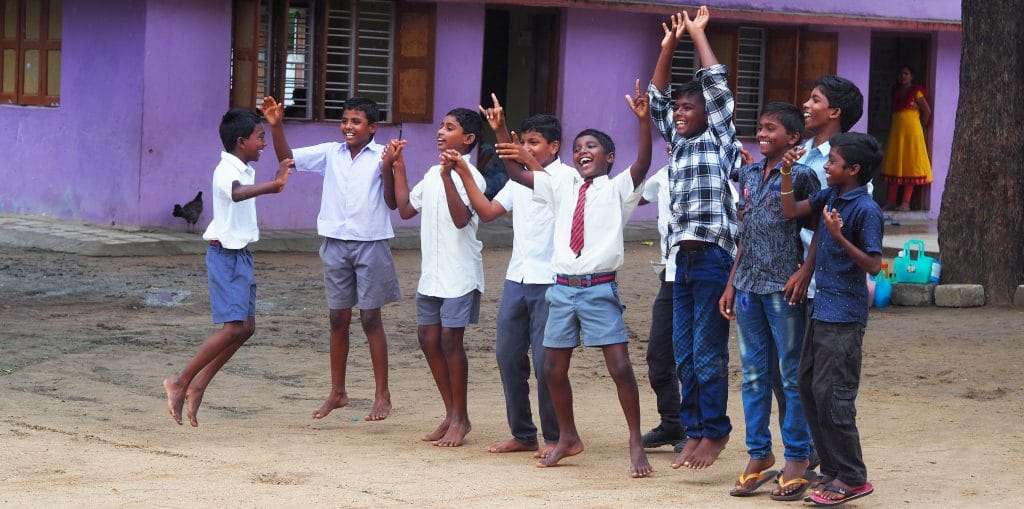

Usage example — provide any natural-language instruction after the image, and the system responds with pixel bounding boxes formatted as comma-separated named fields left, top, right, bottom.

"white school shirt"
left=641, top=165, right=679, bottom=282
left=533, top=168, right=644, bottom=276
left=409, top=154, right=486, bottom=298
left=493, top=158, right=574, bottom=284
left=202, top=152, right=259, bottom=249
left=292, top=140, right=394, bottom=241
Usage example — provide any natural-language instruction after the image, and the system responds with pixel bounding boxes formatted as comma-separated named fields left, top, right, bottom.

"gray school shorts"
left=415, top=291, right=481, bottom=328
left=320, top=238, right=402, bottom=310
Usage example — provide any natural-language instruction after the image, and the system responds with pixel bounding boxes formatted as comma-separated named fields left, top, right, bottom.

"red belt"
left=209, top=240, right=221, bottom=247
left=555, top=272, right=616, bottom=287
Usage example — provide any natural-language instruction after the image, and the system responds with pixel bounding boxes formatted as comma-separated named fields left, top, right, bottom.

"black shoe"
left=642, top=425, right=685, bottom=448
left=808, top=445, right=820, bottom=471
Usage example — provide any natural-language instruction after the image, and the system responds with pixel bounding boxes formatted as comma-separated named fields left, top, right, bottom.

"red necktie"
left=569, top=179, right=592, bottom=256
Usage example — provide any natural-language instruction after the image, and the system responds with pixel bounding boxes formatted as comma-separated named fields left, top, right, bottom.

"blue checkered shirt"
left=648, top=64, right=740, bottom=257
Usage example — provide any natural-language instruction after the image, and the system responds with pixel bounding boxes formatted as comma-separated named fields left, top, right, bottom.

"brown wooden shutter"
left=230, top=0, right=260, bottom=109
left=796, top=31, right=838, bottom=105
left=392, top=2, right=435, bottom=124
left=15, top=0, right=60, bottom=106
left=0, top=0, right=19, bottom=104
left=763, top=28, right=799, bottom=104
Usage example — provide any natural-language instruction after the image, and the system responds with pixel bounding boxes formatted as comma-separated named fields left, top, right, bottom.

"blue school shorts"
left=543, top=281, right=627, bottom=348
left=206, top=244, right=256, bottom=324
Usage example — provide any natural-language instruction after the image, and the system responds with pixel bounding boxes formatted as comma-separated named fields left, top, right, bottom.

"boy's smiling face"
left=802, top=86, right=839, bottom=133
left=572, top=135, right=614, bottom=179
left=824, top=146, right=859, bottom=188
left=673, top=93, right=708, bottom=138
left=339, top=109, right=377, bottom=151
left=756, top=113, right=800, bottom=161
left=437, top=115, right=474, bottom=153
left=237, top=123, right=267, bottom=164
left=521, top=131, right=560, bottom=167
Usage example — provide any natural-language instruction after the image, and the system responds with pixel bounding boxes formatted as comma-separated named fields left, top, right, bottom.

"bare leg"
left=418, top=324, right=453, bottom=442
left=488, top=438, right=539, bottom=453
left=359, top=308, right=392, bottom=421
left=313, top=309, right=351, bottom=419
left=186, top=318, right=255, bottom=426
left=602, top=344, right=653, bottom=478
left=687, top=434, right=730, bottom=469
left=163, top=319, right=251, bottom=426
left=537, top=347, right=584, bottom=467
left=435, top=326, right=471, bottom=447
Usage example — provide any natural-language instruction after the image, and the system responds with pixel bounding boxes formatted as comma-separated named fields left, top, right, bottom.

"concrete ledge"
left=934, top=284, right=985, bottom=307
left=891, top=283, right=936, bottom=306
left=1015, top=286, right=1024, bottom=308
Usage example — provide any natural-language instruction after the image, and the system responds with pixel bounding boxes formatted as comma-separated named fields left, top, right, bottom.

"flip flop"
left=729, top=469, right=780, bottom=497
left=810, top=481, right=875, bottom=506
left=770, top=469, right=816, bottom=501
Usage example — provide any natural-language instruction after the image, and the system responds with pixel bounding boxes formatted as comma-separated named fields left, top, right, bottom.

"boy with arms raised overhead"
left=163, top=107, right=293, bottom=427
left=452, top=99, right=571, bottom=457
left=262, top=96, right=400, bottom=422
left=390, top=108, right=487, bottom=448
left=780, top=132, right=883, bottom=506
left=720, top=103, right=819, bottom=499
left=648, top=6, right=740, bottom=470
left=492, top=80, right=653, bottom=477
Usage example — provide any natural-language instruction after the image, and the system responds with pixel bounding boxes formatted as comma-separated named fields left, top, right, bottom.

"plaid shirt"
left=648, top=64, right=740, bottom=257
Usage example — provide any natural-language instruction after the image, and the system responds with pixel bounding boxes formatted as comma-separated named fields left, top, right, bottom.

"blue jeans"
left=673, top=245, right=732, bottom=439
left=736, top=290, right=811, bottom=461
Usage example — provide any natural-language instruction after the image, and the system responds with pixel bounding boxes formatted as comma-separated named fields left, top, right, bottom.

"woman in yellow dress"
left=881, top=65, right=932, bottom=211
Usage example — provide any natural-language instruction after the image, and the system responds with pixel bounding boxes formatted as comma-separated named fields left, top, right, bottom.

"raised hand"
left=274, top=158, right=295, bottom=189
left=383, top=139, right=408, bottom=167
left=683, top=5, right=710, bottom=34
left=740, top=147, right=754, bottom=165
left=260, top=96, right=284, bottom=127
left=660, top=12, right=686, bottom=49
left=781, top=147, right=807, bottom=173
left=822, top=205, right=845, bottom=239
left=625, top=79, right=650, bottom=120
left=496, top=132, right=538, bottom=167
left=479, top=93, right=508, bottom=133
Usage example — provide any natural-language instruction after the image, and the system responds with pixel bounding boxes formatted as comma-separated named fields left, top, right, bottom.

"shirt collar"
left=545, top=157, right=572, bottom=173
left=833, top=185, right=868, bottom=201
left=220, top=151, right=252, bottom=174
left=803, top=138, right=830, bottom=159
left=338, top=139, right=384, bottom=158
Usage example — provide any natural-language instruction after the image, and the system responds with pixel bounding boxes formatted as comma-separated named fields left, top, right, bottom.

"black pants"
left=799, top=319, right=867, bottom=486
left=647, top=277, right=682, bottom=431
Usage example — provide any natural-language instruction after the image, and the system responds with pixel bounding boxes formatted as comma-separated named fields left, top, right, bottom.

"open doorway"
left=867, top=34, right=932, bottom=211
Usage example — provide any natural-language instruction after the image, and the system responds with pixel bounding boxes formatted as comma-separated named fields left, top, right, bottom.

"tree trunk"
left=938, top=0, right=1024, bottom=305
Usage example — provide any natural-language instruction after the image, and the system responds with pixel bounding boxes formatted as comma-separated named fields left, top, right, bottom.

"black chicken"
left=172, top=191, right=204, bottom=233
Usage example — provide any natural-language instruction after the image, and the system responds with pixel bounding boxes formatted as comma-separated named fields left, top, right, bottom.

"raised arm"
left=451, top=152, right=508, bottom=222
left=380, top=139, right=405, bottom=210
left=495, top=132, right=544, bottom=190
left=439, top=150, right=473, bottom=229
left=260, top=96, right=294, bottom=162
left=390, top=143, right=418, bottom=219
left=482, top=94, right=540, bottom=189
left=684, top=6, right=717, bottom=69
left=626, top=79, right=652, bottom=188
left=652, top=13, right=685, bottom=91
left=780, top=147, right=812, bottom=219
left=232, top=158, right=294, bottom=201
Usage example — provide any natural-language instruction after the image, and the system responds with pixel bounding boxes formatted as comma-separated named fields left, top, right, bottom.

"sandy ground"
left=1, top=241, right=1022, bottom=508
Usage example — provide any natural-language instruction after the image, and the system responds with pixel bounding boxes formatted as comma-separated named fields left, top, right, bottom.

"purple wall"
left=0, top=0, right=146, bottom=225
left=928, top=30, right=961, bottom=219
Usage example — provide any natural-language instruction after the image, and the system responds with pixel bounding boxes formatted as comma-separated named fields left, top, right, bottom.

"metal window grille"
left=325, top=0, right=393, bottom=122
left=734, top=27, right=765, bottom=138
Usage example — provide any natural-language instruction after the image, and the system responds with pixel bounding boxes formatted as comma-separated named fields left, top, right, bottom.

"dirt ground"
left=1, top=240, right=1022, bottom=508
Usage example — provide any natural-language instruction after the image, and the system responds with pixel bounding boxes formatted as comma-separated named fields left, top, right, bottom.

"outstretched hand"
left=260, top=96, right=284, bottom=126
left=660, top=12, right=686, bottom=49
left=781, top=147, right=807, bottom=173
left=495, top=131, right=539, bottom=168
left=625, top=79, right=650, bottom=120
left=683, top=5, right=710, bottom=34
left=479, top=93, right=508, bottom=134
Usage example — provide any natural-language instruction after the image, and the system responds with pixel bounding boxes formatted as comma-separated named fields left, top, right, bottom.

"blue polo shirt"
left=808, top=186, right=883, bottom=325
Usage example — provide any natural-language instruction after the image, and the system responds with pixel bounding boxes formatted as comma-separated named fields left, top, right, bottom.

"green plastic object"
left=894, top=239, right=935, bottom=284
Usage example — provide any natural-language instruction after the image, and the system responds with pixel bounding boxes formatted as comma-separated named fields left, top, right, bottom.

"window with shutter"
left=0, top=0, right=61, bottom=107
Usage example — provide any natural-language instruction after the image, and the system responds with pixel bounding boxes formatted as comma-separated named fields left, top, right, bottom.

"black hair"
left=219, top=108, right=263, bottom=152
left=671, top=80, right=705, bottom=107
left=760, top=102, right=805, bottom=140
left=446, top=107, right=484, bottom=151
left=343, top=97, right=380, bottom=124
left=830, top=132, right=882, bottom=186
left=899, top=64, right=916, bottom=79
left=813, top=75, right=863, bottom=133
left=520, top=114, right=562, bottom=144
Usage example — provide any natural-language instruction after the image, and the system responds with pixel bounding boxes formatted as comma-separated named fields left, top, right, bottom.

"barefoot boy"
left=494, top=80, right=653, bottom=477
left=720, top=103, right=819, bottom=499
left=780, top=132, right=883, bottom=506
left=390, top=108, right=486, bottom=447
left=452, top=100, right=572, bottom=457
left=163, top=107, right=293, bottom=427
left=262, top=96, right=401, bottom=422
left=648, top=6, right=741, bottom=470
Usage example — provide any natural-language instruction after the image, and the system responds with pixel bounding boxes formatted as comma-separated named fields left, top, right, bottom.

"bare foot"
left=364, top=392, right=391, bottom=421
left=185, top=386, right=206, bottom=427
left=536, top=437, right=584, bottom=468
left=162, top=378, right=185, bottom=425
left=671, top=436, right=700, bottom=468
left=434, top=418, right=471, bottom=447
left=488, top=438, right=538, bottom=453
left=534, top=443, right=556, bottom=459
left=687, top=434, right=729, bottom=469
left=311, top=391, right=349, bottom=419
left=629, top=443, right=654, bottom=478
left=421, top=417, right=451, bottom=442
